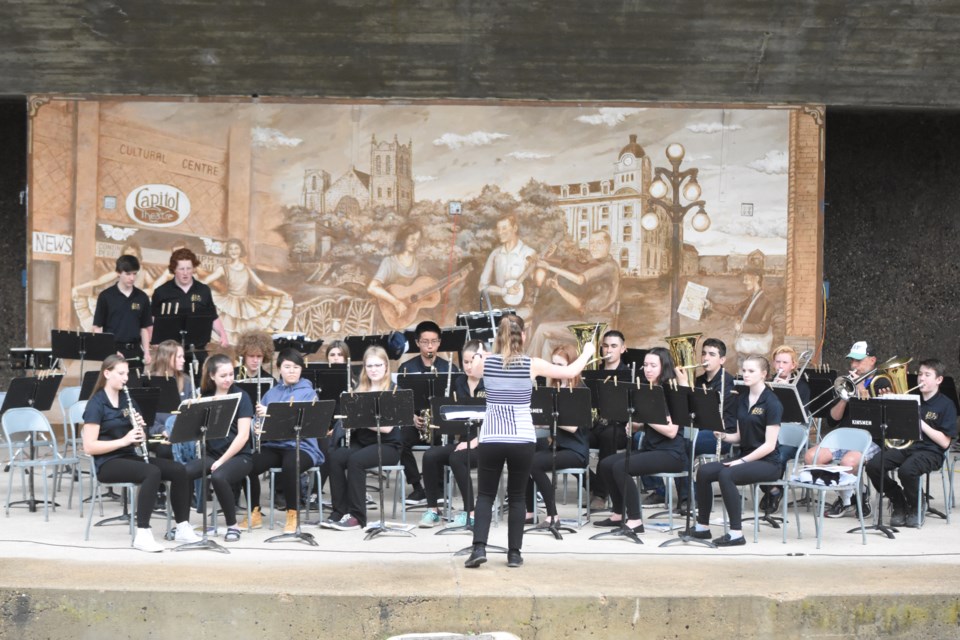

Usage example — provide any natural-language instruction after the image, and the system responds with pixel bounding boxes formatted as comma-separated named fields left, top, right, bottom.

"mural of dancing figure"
left=201, top=239, right=294, bottom=345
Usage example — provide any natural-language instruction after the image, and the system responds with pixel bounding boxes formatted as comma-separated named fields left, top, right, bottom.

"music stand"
left=340, top=389, right=416, bottom=540
left=528, top=387, right=592, bottom=539
left=847, top=397, right=921, bottom=540
left=77, top=371, right=101, bottom=402
left=432, top=398, right=486, bottom=537
left=805, top=368, right=840, bottom=419
left=344, top=334, right=395, bottom=360
left=51, top=330, right=116, bottom=381
left=272, top=334, right=324, bottom=356
left=659, top=385, right=720, bottom=548
left=126, top=387, right=161, bottom=433
left=589, top=377, right=642, bottom=544
left=169, top=393, right=241, bottom=553
left=1, top=374, right=64, bottom=513
left=260, top=399, right=335, bottom=546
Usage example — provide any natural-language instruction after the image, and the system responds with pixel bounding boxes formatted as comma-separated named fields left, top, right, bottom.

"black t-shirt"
left=202, top=385, right=255, bottom=459
left=452, top=376, right=484, bottom=401
left=93, top=284, right=153, bottom=343
left=151, top=278, right=219, bottom=321
left=398, top=355, right=459, bottom=375
left=695, top=369, right=739, bottom=432
left=637, top=421, right=686, bottom=460
left=736, top=386, right=783, bottom=464
left=913, top=391, right=959, bottom=455
left=351, top=385, right=403, bottom=449
left=82, top=389, right=141, bottom=471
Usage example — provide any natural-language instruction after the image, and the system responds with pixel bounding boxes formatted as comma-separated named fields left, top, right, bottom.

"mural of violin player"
left=527, top=230, right=621, bottom=360
left=201, top=239, right=294, bottom=345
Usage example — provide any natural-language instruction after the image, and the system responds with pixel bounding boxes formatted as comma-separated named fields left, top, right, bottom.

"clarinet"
left=122, top=385, right=150, bottom=463
left=254, top=365, right=264, bottom=454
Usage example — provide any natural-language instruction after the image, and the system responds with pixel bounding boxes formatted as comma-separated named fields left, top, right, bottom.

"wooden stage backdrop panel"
left=27, top=97, right=824, bottom=362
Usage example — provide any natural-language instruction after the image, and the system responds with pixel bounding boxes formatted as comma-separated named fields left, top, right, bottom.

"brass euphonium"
left=664, top=332, right=702, bottom=371
left=568, top=322, right=607, bottom=370
left=873, top=356, right=915, bottom=450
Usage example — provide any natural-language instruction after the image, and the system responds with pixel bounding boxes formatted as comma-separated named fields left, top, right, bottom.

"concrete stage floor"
left=2, top=464, right=960, bottom=639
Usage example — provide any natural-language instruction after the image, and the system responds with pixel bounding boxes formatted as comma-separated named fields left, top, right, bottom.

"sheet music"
left=678, top=282, right=709, bottom=321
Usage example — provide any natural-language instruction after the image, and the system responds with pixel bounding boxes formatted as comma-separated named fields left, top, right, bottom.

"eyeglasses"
left=365, top=363, right=386, bottom=369
left=418, top=339, right=441, bottom=346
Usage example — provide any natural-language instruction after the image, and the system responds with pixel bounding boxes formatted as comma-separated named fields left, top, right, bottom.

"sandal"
left=224, top=527, right=241, bottom=542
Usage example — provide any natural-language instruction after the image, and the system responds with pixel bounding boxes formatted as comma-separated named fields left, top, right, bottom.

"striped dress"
left=480, top=354, right=535, bottom=444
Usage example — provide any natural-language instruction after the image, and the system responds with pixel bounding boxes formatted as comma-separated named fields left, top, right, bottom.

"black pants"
left=599, top=449, right=685, bottom=520
left=588, top=422, right=627, bottom=499
left=422, top=443, right=477, bottom=512
left=97, top=456, right=192, bottom=528
left=185, top=454, right=253, bottom=528
left=399, top=425, right=423, bottom=487
left=248, top=447, right=316, bottom=509
left=328, top=442, right=401, bottom=526
left=695, top=459, right=781, bottom=530
left=473, top=441, right=535, bottom=552
left=865, top=447, right=943, bottom=509
left=526, top=449, right=587, bottom=517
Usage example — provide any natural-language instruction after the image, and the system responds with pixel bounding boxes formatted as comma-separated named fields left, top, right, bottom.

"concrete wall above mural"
left=28, top=98, right=823, bottom=363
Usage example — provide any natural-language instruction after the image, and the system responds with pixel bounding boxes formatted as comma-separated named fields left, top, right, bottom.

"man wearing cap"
left=397, top=320, right=460, bottom=506
left=706, top=267, right=774, bottom=364
left=805, top=340, right=887, bottom=518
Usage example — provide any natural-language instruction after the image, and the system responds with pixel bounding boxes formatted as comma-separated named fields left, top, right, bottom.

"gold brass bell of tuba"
left=872, top=356, right=915, bottom=450
left=568, top=322, right=607, bottom=370
left=664, top=332, right=702, bottom=371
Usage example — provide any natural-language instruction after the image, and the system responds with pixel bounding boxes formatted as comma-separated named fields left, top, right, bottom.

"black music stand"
left=272, top=334, right=324, bottom=356
left=432, top=399, right=486, bottom=537
left=340, top=389, right=416, bottom=540
left=169, top=393, right=241, bottom=554
left=126, top=386, right=161, bottom=433
left=344, top=333, right=395, bottom=360
left=78, top=371, right=101, bottom=401
left=51, top=330, right=116, bottom=381
left=527, top=387, right=592, bottom=539
left=261, top=400, right=335, bottom=546
left=589, top=378, right=643, bottom=544
left=805, top=368, right=840, bottom=419
left=661, top=385, right=720, bottom=549
left=847, top=397, right=921, bottom=540
left=1, top=374, right=64, bottom=512
left=455, top=308, right=515, bottom=343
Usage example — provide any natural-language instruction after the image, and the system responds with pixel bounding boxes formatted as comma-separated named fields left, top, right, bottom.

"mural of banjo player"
left=477, top=213, right=538, bottom=318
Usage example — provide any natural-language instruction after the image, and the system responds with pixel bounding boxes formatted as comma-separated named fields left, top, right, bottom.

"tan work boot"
left=238, top=506, right=262, bottom=530
left=284, top=509, right=299, bottom=533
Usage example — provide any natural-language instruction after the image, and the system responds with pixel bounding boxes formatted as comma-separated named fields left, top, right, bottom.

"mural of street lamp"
left=641, top=143, right=711, bottom=336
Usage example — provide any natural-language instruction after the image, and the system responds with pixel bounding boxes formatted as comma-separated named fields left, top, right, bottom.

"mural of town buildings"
left=27, top=98, right=824, bottom=362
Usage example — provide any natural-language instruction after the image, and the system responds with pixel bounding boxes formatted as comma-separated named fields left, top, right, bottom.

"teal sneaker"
left=450, top=511, right=473, bottom=527
left=418, top=510, right=442, bottom=528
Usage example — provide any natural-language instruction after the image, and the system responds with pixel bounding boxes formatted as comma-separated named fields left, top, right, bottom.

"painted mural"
left=27, top=98, right=824, bottom=362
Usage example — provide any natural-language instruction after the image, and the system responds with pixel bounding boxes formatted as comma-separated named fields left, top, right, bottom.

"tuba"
left=664, top=332, right=702, bottom=371
left=872, top=356, right=914, bottom=450
left=568, top=322, right=607, bottom=370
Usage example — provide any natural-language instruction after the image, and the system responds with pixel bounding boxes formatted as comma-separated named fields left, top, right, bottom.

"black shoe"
left=855, top=495, right=871, bottom=519
left=889, top=503, right=907, bottom=527
left=677, top=499, right=692, bottom=516
left=464, top=544, right=487, bottom=568
left=405, top=488, right=427, bottom=506
left=641, top=493, right=664, bottom=507
left=766, top=490, right=782, bottom=514
left=714, top=533, right=746, bottom=547
left=507, top=550, right=523, bottom=568
left=758, top=493, right=769, bottom=512
left=629, top=523, right=645, bottom=534
left=679, top=526, right=712, bottom=540
left=593, top=517, right=622, bottom=528
left=824, top=497, right=854, bottom=518
left=904, top=511, right=922, bottom=528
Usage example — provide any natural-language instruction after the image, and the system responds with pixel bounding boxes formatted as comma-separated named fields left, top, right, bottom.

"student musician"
left=419, top=339, right=485, bottom=529
left=593, top=347, right=688, bottom=534
left=810, top=340, right=886, bottom=519
left=684, top=355, right=782, bottom=547
left=239, top=349, right=322, bottom=533
left=865, top=358, right=957, bottom=527
left=82, top=355, right=201, bottom=552
left=146, top=340, right=196, bottom=460
left=322, top=346, right=402, bottom=531
left=318, top=339, right=351, bottom=490
left=464, top=315, right=593, bottom=569
left=150, top=248, right=229, bottom=348
left=235, top=330, right=276, bottom=382
left=760, top=344, right=811, bottom=513
left=92, top=254, right=154, bottom=368
left=588, top=330, right=631, bottom=511
left=525, top=345, right=591, bottom=527
left=184, top=353, right=255, bottom=543
left=397, top=320, right=460, bottom=507
left=325, top=340, right=350, bottom=365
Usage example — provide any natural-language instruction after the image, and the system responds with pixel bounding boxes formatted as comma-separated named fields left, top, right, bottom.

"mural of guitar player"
left=367, top=227, right=471, bottom=331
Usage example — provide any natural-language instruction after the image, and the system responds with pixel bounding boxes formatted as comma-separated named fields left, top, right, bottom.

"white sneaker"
left=174, top=521, right=202, bottom=543
left=133, top=528, right=164, bottom=553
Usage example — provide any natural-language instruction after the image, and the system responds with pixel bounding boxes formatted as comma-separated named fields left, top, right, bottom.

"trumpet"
left=122, top=385, right=150, bottom=463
